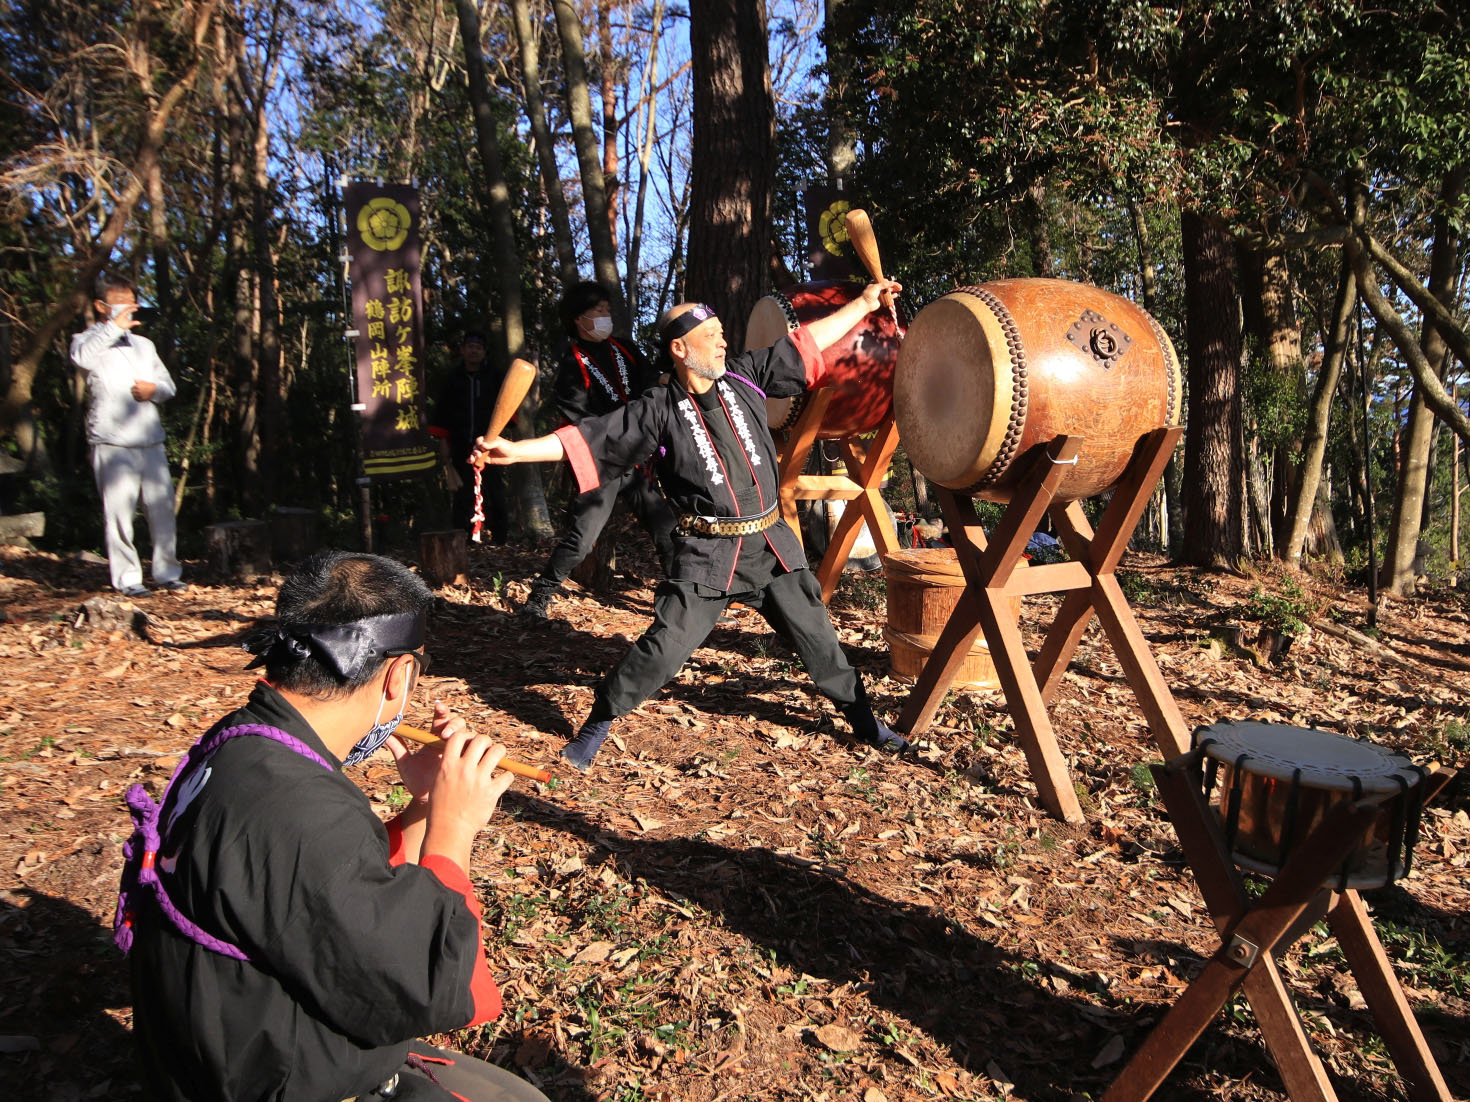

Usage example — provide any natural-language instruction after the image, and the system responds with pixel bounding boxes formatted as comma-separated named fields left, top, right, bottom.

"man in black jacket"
left=429, top=330, right=511, bottom=543
left=119, top=550, right=549, bottom=1101
left=523, top=282, right=676, bottom=619
left=474, top=283, right=910, bottom=772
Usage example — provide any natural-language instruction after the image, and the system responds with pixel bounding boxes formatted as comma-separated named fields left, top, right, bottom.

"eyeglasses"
left=385, top=648, right=432, bottom=681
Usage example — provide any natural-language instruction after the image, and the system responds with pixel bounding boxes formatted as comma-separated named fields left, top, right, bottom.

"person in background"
left=71, top=271, right=184, bottom=597
left=522, top=281, right=676, bottom=620
left=429, top=329, right=511, bottom=544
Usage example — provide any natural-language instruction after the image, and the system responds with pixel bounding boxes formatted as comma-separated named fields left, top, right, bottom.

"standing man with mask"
left=429, top=329, right=511, bottom=544
left=474, top=281, right=911, bottom=771
left=522, top=281, right=676, bottom=620
left=71, top=271, right=184, bottom=597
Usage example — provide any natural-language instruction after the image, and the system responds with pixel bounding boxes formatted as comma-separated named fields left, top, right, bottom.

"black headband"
left=243, top=611, right=426, bottom=681
left=660, top=304, right=718, bottom=347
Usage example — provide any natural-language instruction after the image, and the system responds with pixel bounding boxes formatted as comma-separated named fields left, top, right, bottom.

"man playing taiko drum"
left=474, top=282, right=911, bottom=771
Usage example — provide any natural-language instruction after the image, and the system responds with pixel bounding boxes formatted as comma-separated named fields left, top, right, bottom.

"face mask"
left=343, top=667, right=408, bottom=766
left=587, top=316, right=614, bottom=339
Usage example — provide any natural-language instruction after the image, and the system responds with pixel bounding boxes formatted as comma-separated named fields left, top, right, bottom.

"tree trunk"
left=452, top=0, right=527, bottom=362
left=551, top=0, right=628, bottom=325
left=1283, top=258, right=1355, bottom=566
left=1128, top=197, right=1183, bottom=554
left=1240, top=239, right=1304, bottom=555
left=1377, top=172, right=1460, bottom=594
left=509, top=0, right=579, bottom=286
left=1180, top=208, right=1244, bottom=568
left=598, top=0, right=620, bottom=253
left=823, top=0, right=856, bottom=182
left=684, top=0, right=776, bottom=352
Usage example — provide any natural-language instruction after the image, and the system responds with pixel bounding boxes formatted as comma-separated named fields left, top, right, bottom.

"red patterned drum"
left=893, top=279, right=1183, bottom=502
left=744, top=281, right=905, bottom=440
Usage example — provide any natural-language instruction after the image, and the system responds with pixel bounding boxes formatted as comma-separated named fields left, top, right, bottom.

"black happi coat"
left=550, top=335, right=660, bottom=424
left=428, top=361, right=509, bottom=460
left=129, top=683, right=491, bottom=1102
left=554, top=328, right=824, bottom=592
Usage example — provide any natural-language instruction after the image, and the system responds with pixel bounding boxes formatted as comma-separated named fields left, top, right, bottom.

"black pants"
left=533, top=470, right=676, bottom=593
left=452, top=461, right=509, bottom=544
left=371, top=1041, right=549, bottom=1101
left=589, top=567, right=860, bottom=721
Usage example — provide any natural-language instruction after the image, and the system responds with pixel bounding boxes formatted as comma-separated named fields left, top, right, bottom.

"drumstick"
left=396, top=724, right=553, bottom=783
left=470, top=357, right=538, bottom=469
left=843, top=208, right=895, bottom=315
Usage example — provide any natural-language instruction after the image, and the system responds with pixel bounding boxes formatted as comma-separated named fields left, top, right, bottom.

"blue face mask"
left=343, top=669, right=408, bottom=767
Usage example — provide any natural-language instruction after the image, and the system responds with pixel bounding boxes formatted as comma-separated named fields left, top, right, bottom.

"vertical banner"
left=344, top=181, right=437, bottom=479
left=802, top=184, right=861, bottom=283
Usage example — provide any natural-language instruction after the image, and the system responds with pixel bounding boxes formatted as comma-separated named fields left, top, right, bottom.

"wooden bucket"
left=882, top=548, right=1008, bottom=690
left=894, top=278, right=1182, bottom=502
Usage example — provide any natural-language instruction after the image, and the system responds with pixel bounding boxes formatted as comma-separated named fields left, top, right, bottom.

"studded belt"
left=677, top=505, right=780, bottom=538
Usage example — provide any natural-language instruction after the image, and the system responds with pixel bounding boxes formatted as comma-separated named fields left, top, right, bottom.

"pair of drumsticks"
left=442, top=209, right=897, bottom=780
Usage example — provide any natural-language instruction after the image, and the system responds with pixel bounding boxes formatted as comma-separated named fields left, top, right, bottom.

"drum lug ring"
left=952, top=286, right=1029, bottom=492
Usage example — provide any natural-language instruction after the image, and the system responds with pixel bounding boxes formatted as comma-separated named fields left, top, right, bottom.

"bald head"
left=659, top=302, right=727, bottom=388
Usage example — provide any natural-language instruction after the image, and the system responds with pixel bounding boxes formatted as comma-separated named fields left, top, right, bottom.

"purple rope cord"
left=725, top=370, right=766, bottom=399
left=114, top=723, right=334, bottom=960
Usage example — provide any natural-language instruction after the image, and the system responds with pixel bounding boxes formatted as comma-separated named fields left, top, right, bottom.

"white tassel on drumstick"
left=467, top=358, right=537, bottom=543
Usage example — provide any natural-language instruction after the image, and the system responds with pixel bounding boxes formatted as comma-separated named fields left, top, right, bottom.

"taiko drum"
left=894, top=279, right=1183, bottom=502
left=744, top=281, right=905, bottom=440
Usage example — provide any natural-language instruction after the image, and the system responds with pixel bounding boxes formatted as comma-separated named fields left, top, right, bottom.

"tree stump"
left=206, top=519, right=272, bottom=578
left=0, top=512, right=45, bottom=546
left=419, top=529, right=467, bottom=585
left=269, top=507, right=318, bottom=564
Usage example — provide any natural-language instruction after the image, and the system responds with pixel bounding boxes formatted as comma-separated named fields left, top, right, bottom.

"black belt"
left=677, top=506, right=780, bottom=538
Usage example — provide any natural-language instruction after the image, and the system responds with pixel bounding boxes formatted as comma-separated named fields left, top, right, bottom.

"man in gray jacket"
left=71, top=272, right=184, bottom=596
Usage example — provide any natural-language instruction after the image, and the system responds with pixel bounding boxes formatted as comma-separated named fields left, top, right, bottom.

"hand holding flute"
left=383, top=703, right=549, bottom=869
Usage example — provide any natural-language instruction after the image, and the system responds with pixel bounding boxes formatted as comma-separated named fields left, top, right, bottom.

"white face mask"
left=587, top=316, right=614, bottom=340
left=343, top=666, right=409, bottom=766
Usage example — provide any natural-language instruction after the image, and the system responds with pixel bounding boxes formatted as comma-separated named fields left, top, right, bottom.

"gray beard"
left=686, top=350, right=726, bottom=381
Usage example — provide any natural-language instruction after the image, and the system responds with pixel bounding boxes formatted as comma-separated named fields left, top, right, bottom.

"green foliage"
left=1242, top=575, right=1319, bottom=635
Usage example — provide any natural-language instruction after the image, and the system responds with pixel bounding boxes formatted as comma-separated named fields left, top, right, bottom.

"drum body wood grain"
left=745, top=281, right=904, bottom=439
left=894, top=279, right=1182, bottom=501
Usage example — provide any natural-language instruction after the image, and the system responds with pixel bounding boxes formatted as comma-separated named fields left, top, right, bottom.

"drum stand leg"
left=1104, top=755, right=1453, bottom=1102
left=773, top=396, right=902, bottom=604
left=896, top=428, right=1188, bottom=822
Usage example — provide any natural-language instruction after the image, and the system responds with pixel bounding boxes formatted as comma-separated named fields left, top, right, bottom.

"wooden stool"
left=896, top=427, right=1189, bottom=822
left=1104, top=740, right=1456, bottom=1102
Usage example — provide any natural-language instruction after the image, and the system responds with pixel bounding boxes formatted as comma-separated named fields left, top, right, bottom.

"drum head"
left=894, top=295, right=1013, bottom=488
left=745, top=295, right=795, bottom=349
left=1195, top=721, right=1418, bottom=793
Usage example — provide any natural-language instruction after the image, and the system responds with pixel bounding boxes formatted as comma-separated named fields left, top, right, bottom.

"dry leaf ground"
left=1, top=537, right=1466, bottom=1101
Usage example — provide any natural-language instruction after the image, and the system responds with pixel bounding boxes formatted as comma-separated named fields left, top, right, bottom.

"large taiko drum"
left=1194, top=722, right=1427, bottom=890
left=745, top=281, right=905, bottom=439
left=894, top=279, right=1183, bottom=501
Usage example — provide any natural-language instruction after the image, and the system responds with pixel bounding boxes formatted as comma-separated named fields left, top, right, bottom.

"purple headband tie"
left=243, top=611, right=425, bottom=680
left=660, top=303, right=718, bottom=346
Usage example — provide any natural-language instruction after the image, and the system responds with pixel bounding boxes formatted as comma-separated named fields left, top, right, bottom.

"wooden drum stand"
left=1104, top=752, right=1456, bottom=1101
left=773, top=387, right=902, bottom=604
left=895, top=426, right=1191, bottom=823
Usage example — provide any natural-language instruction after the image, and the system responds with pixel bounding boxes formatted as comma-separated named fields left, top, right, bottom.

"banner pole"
left=335, top=170, right=374, bottom=552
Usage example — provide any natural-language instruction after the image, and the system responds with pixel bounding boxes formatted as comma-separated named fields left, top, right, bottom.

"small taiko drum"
left=894, top=278, right=1183, bottom=501
left=745, top=281, right=905, bottom=439
left=1193, top=722, right=1427, bottom=890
